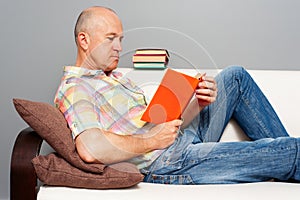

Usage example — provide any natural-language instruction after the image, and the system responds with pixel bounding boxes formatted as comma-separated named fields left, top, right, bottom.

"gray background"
left=1, top=0, right=300, bottom=199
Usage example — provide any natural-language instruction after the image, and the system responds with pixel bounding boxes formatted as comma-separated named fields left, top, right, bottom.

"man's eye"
left=106, top=36, right=123, bottom=42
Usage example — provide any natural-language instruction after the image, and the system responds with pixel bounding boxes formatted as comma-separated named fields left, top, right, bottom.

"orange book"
left=141, top=68, right=202, bottom=124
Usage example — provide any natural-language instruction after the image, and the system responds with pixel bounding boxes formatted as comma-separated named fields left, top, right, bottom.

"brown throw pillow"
left=32, top=153, right=144, bottom=189
left=13, top=98, right=104, bottom=173
left=13, top=98, right=144, bottom=189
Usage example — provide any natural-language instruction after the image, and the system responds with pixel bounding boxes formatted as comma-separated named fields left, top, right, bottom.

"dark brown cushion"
left=32, top=153, right=143, bottom=189
left=13, top=98, right=144, bottom=188
left=13, top=98, right=104, bottom=173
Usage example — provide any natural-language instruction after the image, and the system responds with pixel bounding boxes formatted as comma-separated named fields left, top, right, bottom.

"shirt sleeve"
left=55, top=79, right=102, bottom=139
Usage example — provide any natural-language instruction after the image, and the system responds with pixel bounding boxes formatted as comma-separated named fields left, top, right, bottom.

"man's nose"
left=113, top=39, right=122, bottom=52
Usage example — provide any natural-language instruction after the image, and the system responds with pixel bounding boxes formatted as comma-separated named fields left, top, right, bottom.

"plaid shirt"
left=54, top=66, right=162, bottom=169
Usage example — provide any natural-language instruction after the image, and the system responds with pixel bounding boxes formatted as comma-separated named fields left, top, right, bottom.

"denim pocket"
left=148, top=174, right=195, bottom=185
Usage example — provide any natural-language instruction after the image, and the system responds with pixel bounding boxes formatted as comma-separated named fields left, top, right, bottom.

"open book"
left=141, top=68, right=202, bottom=124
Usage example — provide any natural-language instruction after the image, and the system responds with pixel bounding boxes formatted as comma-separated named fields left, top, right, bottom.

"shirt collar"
left=63, top=66, right=122, bottom=79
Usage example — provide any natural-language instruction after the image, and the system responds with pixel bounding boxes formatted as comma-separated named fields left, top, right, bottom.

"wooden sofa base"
left=10, top=127, right=43, bottom=200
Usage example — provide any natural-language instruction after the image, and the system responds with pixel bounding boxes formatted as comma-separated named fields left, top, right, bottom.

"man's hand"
left=144, top=119, right=183, bottom=150
left=196, top=75, right=218, bottom=108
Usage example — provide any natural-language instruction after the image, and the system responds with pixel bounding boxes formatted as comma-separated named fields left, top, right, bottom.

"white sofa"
left=13, top=67, right=300, bottom=200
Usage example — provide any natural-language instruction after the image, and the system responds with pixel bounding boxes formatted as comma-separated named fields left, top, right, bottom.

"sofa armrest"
left=10, top=127, right=43, bottom=200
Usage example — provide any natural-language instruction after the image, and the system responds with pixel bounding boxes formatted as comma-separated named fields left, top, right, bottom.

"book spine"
left=135, top=49, right=169, bottom=56
left=132, top=56, right=169, bottom=63
left=133, top=54, right=169, bottom=57
left=133, top=65, right=166, bottom=69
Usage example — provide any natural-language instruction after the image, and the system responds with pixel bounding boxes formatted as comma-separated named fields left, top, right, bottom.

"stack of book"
left=132, top=48, right=169, bottom=69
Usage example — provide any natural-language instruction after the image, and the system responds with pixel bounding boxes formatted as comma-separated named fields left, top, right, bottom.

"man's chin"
left=104, top=61, right=118, bottom=74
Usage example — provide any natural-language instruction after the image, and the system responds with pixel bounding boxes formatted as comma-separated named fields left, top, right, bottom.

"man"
left=55, top=6, right=300, bottom=184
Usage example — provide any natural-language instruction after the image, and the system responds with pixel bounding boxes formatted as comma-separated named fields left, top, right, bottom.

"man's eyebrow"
left=105, top=32, right=123, bottom=37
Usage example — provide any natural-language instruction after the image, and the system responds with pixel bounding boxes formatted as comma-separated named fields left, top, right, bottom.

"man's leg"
left=143, top=135, right=300, bottom=184
left=143, top=66, right=296, bottom=184
left=196, top=66, right=289, bottom=142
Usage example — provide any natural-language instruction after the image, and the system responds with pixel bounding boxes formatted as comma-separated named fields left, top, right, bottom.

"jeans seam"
left=195, top=143, right=296, bottom=163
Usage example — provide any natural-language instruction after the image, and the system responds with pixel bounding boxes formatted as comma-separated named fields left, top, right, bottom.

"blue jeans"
left=142, top=66, right=300, bottom=184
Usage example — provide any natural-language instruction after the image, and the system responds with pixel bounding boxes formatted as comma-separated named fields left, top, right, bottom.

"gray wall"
left=1, top=0, right=300, bottom=199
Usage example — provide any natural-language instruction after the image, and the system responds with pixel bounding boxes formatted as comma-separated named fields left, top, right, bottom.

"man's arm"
left=75, top=119, right=182, bottom=164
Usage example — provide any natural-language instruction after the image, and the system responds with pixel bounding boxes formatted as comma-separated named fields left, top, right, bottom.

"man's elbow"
left=77, top=147, right=112, bottom=164
left=77, top=147, right=114, bottom=165
left=75, top=130, right=114, bottom=164
left=80, top=153, right=97, bottom=163
left=74, top=128, right=134, bottom=165
left=76, top=138, right=99, bottom=163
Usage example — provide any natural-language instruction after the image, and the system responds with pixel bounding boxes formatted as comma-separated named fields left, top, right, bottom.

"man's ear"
left=77, top=32, right=90, bottom=51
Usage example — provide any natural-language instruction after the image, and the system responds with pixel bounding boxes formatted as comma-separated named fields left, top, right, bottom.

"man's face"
left=86, top=13, right=123, bottom=72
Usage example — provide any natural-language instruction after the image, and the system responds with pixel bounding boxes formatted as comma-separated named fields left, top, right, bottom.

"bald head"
left=74, top=6, right=123, bottom=71
left=74, top=6, right=119, bottom=44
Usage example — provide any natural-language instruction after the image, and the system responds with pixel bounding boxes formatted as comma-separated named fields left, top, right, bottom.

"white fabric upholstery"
left=38, top=182, right=299, bottom=200
left=38, top=68, right=300, bottom=200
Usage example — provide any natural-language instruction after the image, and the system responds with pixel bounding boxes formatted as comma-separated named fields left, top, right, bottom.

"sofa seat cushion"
left=37, top=181, right=300, bottom=200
